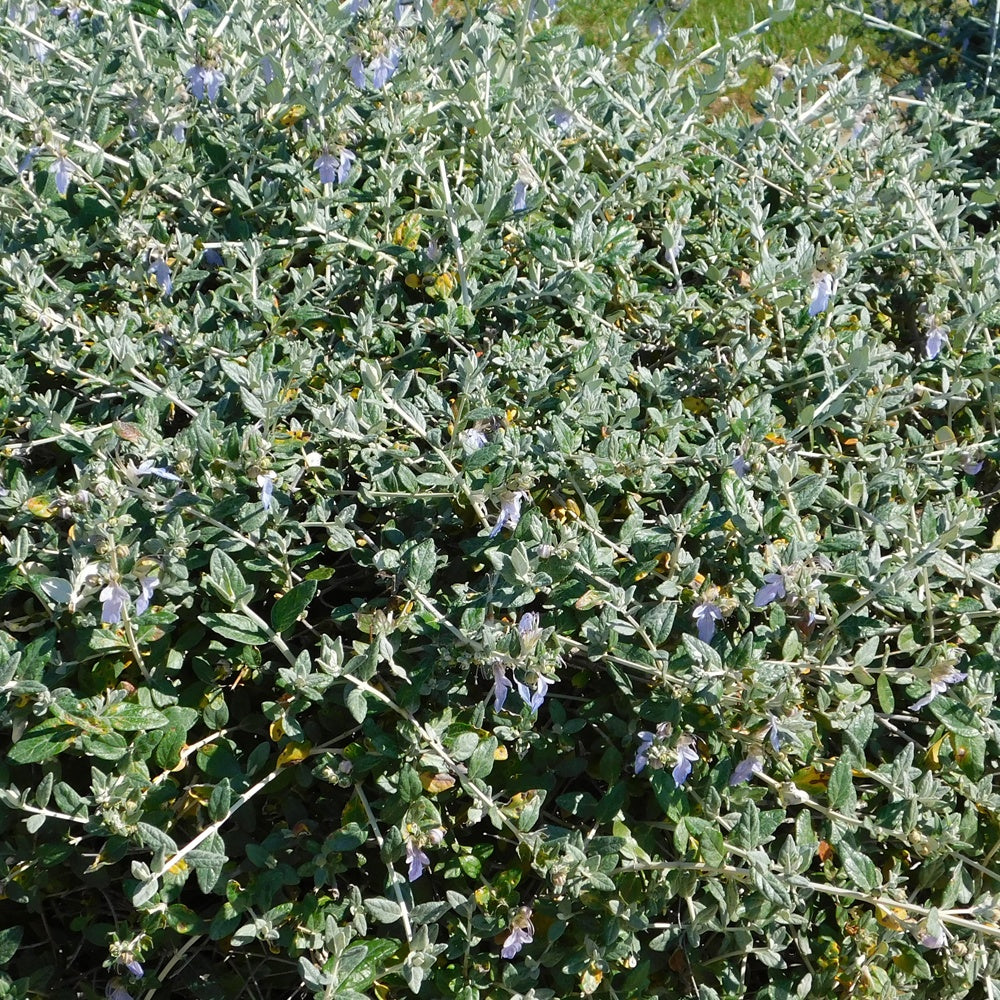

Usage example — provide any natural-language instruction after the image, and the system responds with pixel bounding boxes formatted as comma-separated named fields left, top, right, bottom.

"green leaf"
left=8, top=723, right=78, bottom=764
left=929, top=697, right=980, bottom=737
left=107, top=703, right=170, bottom=731
left=839, top=841, right=880, bottom=891
left=341, top=939, right=401, bottom=991
left=206, top=549, right=252, bottom=606
left=827, top=754, right=856, bottom=813
left=200, top=612, right=270, bottom=645
left=345, top=686, right=368, bottom=723
left=364, top=897, right=400, bottom=923
left=271, top=580, right=318, bottom=633
left=0, top=927, right=23, bottom=964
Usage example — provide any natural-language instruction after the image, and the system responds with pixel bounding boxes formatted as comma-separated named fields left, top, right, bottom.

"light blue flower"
left=732, top=454, right=750, bottom=478
left=135, top=577, right=158, bottom=617
left=107, top=985, right=134, bottom=1000
left=405, top=838, right=429, bottom=881
left=492, top=661, right=512, bottom=712
left=19, top=146, right=40, bottom=172
left=260, top=54, right=276, bottom=84
left=766, top=714, right=786, bottom=753
left=370, top=49, right=400, bottom=90
left=257, top=472, right=277, bottom=511
left=512, top=180, right=528, bottom=212
left=100, top=583, right=129, bottom=625
left=729, top=755, right=764, bottom=786
left=692, top=600, right=722, bottom=643
left=171, top=123, right=186, bottom=142
left=517, top=611, right=543, bottom=654
left=910, top=665, right=967, bottom=711
left=489, top=491, right=526, bottom=538
left=634, top=730, right=656, bottom=774
left=134, top=459, right=181, bottom=482
left=316, top=150, right=354, bottom=186
left=808, top=272, right=835, bottom=316
left=186, top=65, right=224, bottom=103
left=515, top=673, right=551, bottom=714
left=551, top=107, right=573, bottom=132
left=501, top=908, right=534, bottom=959
left=347, top=53, right=366, bottom=89
left=460, top=427, right=489, bottom=451
left=124, top=959, right=144, bottom=979
left=337, top=149, right=355, bottom=184
left=925, top=325, right=947, bottom=359
left=753, top=573, right=786, bottom=608
left=50, top=157, right=75, bottom=196
left=672, top=735, right=699, bottom=787
left=149, top=260, right=172, bottom=297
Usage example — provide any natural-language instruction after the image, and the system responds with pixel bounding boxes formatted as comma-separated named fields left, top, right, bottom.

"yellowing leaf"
left=420, top=771, right=455, bottom=794
left=494, top=744, right=508, bottom=760
left=277, top=741, right=312, bottom=767
left=26, top=497, right=57, bottom=518
left=279, top=104, right=307, bottom=127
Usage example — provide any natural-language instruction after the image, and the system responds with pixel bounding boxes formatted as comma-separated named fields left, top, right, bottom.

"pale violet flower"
left=19, top=146, right=41, bottom=172
left=100, top=584, right=129, bottom=625
left=405, top=838, right=429, bottom=881
left=512, top=180, right=528, bottom=212
left=918, top=927, right=948, bottom=949
left=347, top=53, right=366, bottom=89
left=910, top=664, right=967, bottom=711
left=133, top=459, right=182, bottom=482
left=729, top=755, right=764, bottom=786
left=149, top=260, right=172, bottom=297
left=672, top=735, right=699, bottom=788
left=692, top=600, right=722, bottom=643
left=517, top=612, right=543, bottom=655
left=766, top=714, right=785, bottom=753
left=315, top=152, right=338, bottom=185
left=135, top=577, right=158, bottom=617
left=528, top=0, right=557, bottom=16
left=171, top=123, right=186, bottom=142
left=107, top=985, right=134, bottom=1000
left=336, top=149, right=356, bottom=184
left=551, top=107, right=573, bottom=132
left=926, top=325, right=947, bottom=359
left=315, top=149, right=354, bottom=186
left=634, top=722, right=670, bottom=775
left=260, top=54, right=276, bottom=84
left=753, top=573, right=786, bottom=608
left=492, top=661, right=512, bottom=712
left=732, top=454, right=750, bottom=478
left=515, top=673, right=551, bottom=714
left=349, top=0, right=371, bottom=14
left=370, top=49, right=399, bottom=90
left=50, top=157, right=75, bottom=196
left=257, top=472, right=277, bottom=511
left=186, top=65, right=224, bottom=103
left=664, top=233, right=685, bottom=266
left=644, top=7, right=666, bottom=41
left=961, top=456, right=984, bottom=475
left=489, top=491, right=526, bottom=537
left=808, top=272, right=835, bottom=316
left=501, top=908, right=534, bottom=959
left=123, top=959, right=144, bottom=979
left=460, top=427, right=489, bottom=451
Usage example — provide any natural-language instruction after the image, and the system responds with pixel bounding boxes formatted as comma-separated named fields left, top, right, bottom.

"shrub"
left=1, top=1, right=1000, bottom=998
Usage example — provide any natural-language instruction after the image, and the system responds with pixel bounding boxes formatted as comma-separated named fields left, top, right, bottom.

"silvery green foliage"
left=1, top=0, right=1000, bottom=997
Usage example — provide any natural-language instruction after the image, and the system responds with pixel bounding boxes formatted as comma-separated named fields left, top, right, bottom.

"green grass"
left=558, top=0, right=901, bottom=94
